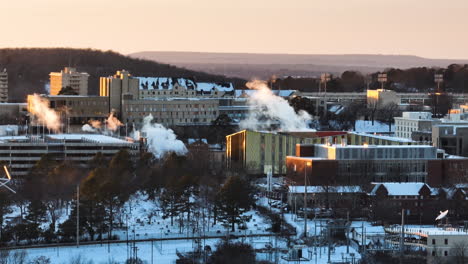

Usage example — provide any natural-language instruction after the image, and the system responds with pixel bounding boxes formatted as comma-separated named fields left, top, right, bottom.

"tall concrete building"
left=0, top=69, right=8, bottom=102
left=49, top=67, right=90, bottom=96
left=100, top=70, right=139, bottom=114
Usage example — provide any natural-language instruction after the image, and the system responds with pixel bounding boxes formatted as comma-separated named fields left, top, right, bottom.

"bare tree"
left=377, top=102, right=401, bottom=133
left=453, top=241, right=468, bottom=264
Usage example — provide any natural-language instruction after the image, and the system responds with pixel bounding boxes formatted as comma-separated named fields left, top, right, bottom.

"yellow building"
left=49, top=67, right=89, bottom=96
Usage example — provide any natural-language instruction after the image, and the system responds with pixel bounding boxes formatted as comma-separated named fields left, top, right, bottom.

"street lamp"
left=304, top=161, right=312, bottom=238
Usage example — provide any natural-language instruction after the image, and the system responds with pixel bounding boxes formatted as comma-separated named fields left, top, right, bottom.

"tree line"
left=0, top=148, right=255, bottom=246
left=272, top=64, right=468, bottom=93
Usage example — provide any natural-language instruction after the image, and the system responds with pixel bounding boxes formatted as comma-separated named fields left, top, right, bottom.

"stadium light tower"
left=434, top=73, right=444, bottom=118
left=378, top=73, right=387, bottom=89
left=434, top=73, right=444, bottom=92
left=320, top=73, right=331, bottom=118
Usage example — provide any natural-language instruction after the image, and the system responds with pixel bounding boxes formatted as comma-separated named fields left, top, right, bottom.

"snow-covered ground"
left=354, top=120, right=394, bottom=133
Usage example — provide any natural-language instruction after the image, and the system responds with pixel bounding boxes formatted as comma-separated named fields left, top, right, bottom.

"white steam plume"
left=239, top=80, right=312, bottom=131
left=134, top=114, right=187, bottom=158
left=106, top=113, right=123, bottom=132
left=28, top=94, right=62, bottom=132
left=81, top=124, right=96, bottom=132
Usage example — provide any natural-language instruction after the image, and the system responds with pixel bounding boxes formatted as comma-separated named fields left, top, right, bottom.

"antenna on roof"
left=0, top=166, right=16, bottom=193
left=435, top=210, right=448, bottom=221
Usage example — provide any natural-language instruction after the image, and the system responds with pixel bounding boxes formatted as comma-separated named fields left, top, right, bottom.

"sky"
left=1, top=0, right=467, bottom=59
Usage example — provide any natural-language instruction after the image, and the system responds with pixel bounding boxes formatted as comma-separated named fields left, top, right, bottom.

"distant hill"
left=0, top=48, right=245, bottom=102
left=129, top=51, right=468, bottom=79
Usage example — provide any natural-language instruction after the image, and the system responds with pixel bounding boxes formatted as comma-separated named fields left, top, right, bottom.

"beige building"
left=367, top=89, right=399, bottom=107
left=137, top=77, right=234, bottom=99
left=27, top=95, right=109, bottom=133
left=49, top=67, right=90, bottom=96
left=122, top=98, right=219, bottom=126
left=0, top=69, right=7, bottom=103
left=100, top=70, right=139, bottom=114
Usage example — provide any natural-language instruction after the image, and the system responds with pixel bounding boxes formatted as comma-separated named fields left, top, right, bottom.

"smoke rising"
left=89, top=120, right=102, bottom=129
left=134, top=114, right=187, bottom=158
left=106, top=113, right=123, bottom=131
left=81, top=124, right=96, bottom=132
left=239, top=80, right=312, bottom=131
left=28, top=94, right=62, bottom=132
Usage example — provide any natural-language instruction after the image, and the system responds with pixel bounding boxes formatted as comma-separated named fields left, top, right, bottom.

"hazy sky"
left=1, top=0, right=467, bottom=59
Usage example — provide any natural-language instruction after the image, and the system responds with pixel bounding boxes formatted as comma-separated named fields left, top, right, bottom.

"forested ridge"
left=0, top=48, right=245, bottom=102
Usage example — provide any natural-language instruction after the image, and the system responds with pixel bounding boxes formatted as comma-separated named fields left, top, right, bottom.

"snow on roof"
left=350, top=132, right=415, bottom=143
left=136, top=77, right=233, bottom=92
left=288, top=185, right=364, bottom=194
left=0, top=136, right=29, bottom=143
left=46, top=134, right=132, bottom=144
left=234, top=89, right=296, bottom=98
left=370, top=182, right=427, bottom=196
left=196, top=82, right=234, bottom=92
left=188, top=138, right=208, bottom=145
left=354, top=120, right=394, bottom=133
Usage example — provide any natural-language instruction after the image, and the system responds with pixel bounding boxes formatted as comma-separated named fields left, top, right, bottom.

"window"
left=432, top=239, right=435, bottom=245
left=444, top=251, right=448, bottom=256
left=432, top=251, right=436, bottom=256
left=445, top=239, right=448, bottom=245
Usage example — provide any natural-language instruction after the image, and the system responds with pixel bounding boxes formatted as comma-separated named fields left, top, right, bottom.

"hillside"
left=0, top=48, right=245, bottom=102
left=130, top=51, right=468, bottom=79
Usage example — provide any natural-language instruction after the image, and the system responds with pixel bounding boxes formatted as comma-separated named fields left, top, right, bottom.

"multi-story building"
left=286, top=143, right=468, bottom=187
left=367, top=89, right=399, bottom=107
left=137, top=77, right=234, bottom=99
left=385, top=226, right=468, bottom=262
left=432, top=124, right=468, bottom=157
left=49, top=67, right=90, bottom=96
left=27, top=95, right=109, bottom=133
left=226, top=130, right=428, bottom=175
left=0, top=69, right=8, bottom=103
left=100, top=70, right=139, bottom=113
left=121, top=98, right=219, bottom=126
left=226, top=130, right=349, bottom=175
left=0, top=134, right=140, bottom=176
left=394, top=112, right=441, bottom=139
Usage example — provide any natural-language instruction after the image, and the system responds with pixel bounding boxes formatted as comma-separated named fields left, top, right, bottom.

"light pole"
left=320, top=73, right=331, bottom=118
left=304, top=161, right=312, bottom=238
left=434, top=73, right=444, bottom=118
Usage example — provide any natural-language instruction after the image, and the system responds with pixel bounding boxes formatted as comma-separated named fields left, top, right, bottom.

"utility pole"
left=304, top=161, right=311, bottom=238
left=76, top=184, right=80, bottom=247
left=400, top=208, right=405, bottom=256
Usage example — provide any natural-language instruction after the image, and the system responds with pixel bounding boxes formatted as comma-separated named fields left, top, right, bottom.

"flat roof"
left=46, top=134, right=133, bottom=144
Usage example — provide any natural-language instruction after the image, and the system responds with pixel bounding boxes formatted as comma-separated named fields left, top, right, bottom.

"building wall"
left=226, top=130, right=329, bottom=175
left=427, top=234, right=468, bottom=259
left=29, top=95, right=109, bottom=132
left=0, top=140, right=139, bottom=176
left=100, top=70, right=139, bottom=115
left=121, top=98, right=219, bottom=127
left=0, top=69, right=8, bottom=103
left=433, top=125, right=468, bottom=157
left=367, top=89, right=399, bottom=106
left=49, top=67, right=89, bottom=96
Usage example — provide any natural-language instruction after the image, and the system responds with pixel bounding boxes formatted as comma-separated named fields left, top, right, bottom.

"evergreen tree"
left=215, top=176, right=254, bottom=231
